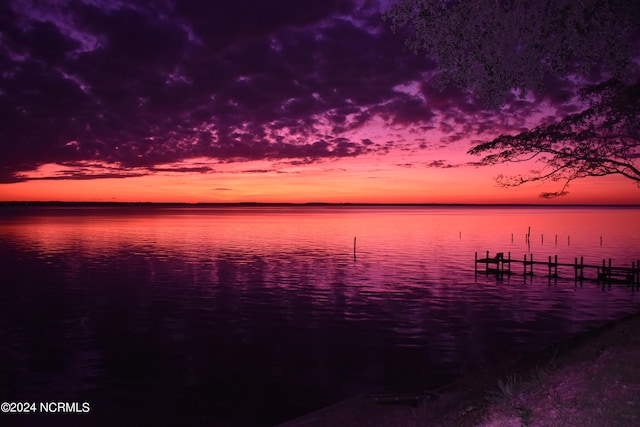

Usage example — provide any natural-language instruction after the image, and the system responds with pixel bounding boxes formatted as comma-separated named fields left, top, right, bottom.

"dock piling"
left=353, top=237, right=356, bottom=261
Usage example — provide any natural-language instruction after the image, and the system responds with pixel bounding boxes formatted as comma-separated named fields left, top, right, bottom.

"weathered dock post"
left=523, top=253, right=534, bottom=276
left=547, top=255, right=558, bottom=284
left=486, top=250, right=490, bottom=273
left=354, top=237, right=357, bottom=261
left=555, top=234, right=558, bottom=245
left=574, top=257, right=584, bottom=287
left=474, top=251, right=478, bottom=275
left=600, top=236, right=603, bottom=247
left=568, top=235, right=571, bottom=246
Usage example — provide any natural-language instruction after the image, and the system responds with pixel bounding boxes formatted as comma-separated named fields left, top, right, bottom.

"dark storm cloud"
left=0, top=0, right=573, bottom=183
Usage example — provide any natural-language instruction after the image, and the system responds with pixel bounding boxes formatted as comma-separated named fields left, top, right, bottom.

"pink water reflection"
left=0, top=205, right=639, bottom=425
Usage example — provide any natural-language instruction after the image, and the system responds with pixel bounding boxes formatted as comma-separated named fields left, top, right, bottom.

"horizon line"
left=2, top=201, right=639, bottom=208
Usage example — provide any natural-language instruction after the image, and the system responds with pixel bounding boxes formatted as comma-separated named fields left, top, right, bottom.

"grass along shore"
left=278, top=309, right=640, bottom=427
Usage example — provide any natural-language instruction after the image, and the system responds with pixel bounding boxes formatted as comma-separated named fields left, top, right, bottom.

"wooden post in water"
left=555, top=234, right=558, bottom=245
left=600, top=236, right=603, bottom=247
left=486, top=250, right=490, bottom=273
left=541, top=234, right=544, bottom=244
left=523, top=253, right=534, bottom=276
left=353, top=237, right=357, bottom=261
left=474, top=251, right=478, bottom=274
left=568, top=235, right=571, bottom=246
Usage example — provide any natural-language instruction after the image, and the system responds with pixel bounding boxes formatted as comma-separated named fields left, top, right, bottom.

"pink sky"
left=2, top=147, right=637, bottom=204
left=1, top=0, right=638, bottom=205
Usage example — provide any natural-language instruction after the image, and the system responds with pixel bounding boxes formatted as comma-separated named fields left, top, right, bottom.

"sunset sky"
left=1, top=0, right=638, bottom=204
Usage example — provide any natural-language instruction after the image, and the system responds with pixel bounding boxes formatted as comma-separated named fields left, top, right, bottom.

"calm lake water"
left=1, top=205, right=639, bottom=426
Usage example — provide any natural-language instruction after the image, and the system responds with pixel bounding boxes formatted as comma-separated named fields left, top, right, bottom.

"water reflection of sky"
left=0, top=206, right=639, bottom=425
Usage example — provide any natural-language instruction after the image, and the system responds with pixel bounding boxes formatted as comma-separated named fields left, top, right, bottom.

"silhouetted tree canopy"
left=468, top=79, right=640, bottom=197
left=384, top=0, right=640, bottom=105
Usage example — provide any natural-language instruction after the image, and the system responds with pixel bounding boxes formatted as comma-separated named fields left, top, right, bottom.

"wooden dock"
left=475, top=251, right=640, bottom=289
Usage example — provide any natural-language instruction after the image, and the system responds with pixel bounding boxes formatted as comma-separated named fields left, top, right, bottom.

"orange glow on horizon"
left=1, top=152, right=638, bottom=205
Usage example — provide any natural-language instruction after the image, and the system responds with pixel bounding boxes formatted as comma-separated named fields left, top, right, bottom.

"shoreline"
left=277, top=310, right=640, bottom=426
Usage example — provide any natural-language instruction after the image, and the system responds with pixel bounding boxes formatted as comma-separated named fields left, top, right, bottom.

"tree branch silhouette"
left=468, top=79, right=640, bottom=197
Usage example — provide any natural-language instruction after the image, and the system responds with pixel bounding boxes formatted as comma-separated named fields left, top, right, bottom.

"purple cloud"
left=0, top=0, right=587, bottom=183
